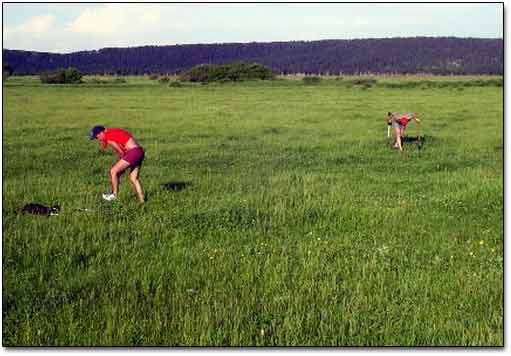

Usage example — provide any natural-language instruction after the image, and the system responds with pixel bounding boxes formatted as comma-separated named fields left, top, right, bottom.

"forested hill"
left=3, top=37, right=503, bottom=75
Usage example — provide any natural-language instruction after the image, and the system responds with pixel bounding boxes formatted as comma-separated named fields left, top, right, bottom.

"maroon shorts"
left=122, top=147, right=145, bottom=167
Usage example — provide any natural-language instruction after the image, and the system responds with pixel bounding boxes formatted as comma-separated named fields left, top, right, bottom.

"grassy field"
left=2, top=75, right=503, bottom=346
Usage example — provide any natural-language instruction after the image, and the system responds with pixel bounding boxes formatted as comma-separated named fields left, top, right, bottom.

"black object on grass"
left=161, top=181, right=192, bottom=192
left=401, top=135, right=425, bottom=151
left=19, top=203, right=60, bottom=216
left=401, top=135, right=425, bottom=143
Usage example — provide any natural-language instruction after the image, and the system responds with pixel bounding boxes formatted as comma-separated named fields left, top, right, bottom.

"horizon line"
left=3, top=35, right=504, bottom=55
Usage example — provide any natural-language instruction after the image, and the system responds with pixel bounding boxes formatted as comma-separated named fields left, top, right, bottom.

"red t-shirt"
left=100, top=128, right=132, bottom=149
left=400, top=116, right=410, bottom=126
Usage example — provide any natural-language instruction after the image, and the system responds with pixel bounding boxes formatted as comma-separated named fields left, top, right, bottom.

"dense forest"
left=2, top=37, right=503, bottom=76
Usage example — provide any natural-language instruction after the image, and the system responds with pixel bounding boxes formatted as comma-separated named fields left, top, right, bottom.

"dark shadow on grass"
left=161, top=181, right=192, bottom=192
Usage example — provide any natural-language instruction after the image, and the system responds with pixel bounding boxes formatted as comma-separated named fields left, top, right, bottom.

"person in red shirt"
left=386, top=112, right=421, bottom=151
left=90, top=125, right=145, bottom=202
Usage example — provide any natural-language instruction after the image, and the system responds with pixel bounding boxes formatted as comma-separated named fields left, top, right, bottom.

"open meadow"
left=2, top=75, right=503, bottom=346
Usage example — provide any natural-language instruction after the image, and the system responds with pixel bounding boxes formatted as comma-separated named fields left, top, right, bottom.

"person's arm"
left=412, top=113, right=421, bottom=123
left=107, top=141, right=125, bottom=158
left=386, top=112, right=393, bottom=125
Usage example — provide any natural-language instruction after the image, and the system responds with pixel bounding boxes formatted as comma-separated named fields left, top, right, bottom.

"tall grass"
left=2, top=76, right=503, bottom=346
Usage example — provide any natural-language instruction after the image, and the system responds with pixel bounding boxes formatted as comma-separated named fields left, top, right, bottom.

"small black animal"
left=161, top=181, right=192, bottom=192
left=401, top=135, right=425, bottom=150
left=401, top=135, right=425, bottom=143
left=20, top=203, right=60, bottom=216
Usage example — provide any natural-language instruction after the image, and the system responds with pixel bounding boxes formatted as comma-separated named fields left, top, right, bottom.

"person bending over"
left=90, top=125, right=145, bottom=202
left=387, top=112, right=421, bottom=151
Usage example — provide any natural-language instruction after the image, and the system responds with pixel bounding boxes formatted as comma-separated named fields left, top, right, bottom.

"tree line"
left=2, top=37, right=503, bottom=76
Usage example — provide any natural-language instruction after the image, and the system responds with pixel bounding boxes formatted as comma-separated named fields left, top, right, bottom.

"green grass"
left=2, top=75, right=503, bottom=346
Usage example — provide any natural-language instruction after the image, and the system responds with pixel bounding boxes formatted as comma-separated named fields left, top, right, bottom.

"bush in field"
left=169, top=81, right=182, bottom=88
left=181, top=64, right=210, bottom=83
left=40, top=70, right=65, bottom=84
left=180, top=62, right=274, bottom=83
left=149, top=74, right=159, bottom=80
left=40, top=67, right=82, bottom=84
left=64, top=67, right=82, bottom=83
left=158, top=76, right=170, bottom=84
left=303, top=76, right=321, bottom=85
left=349, top=78, right=377, bottom=86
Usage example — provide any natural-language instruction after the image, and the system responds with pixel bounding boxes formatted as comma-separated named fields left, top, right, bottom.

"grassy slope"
left=2, top=76, right=503, bottom=346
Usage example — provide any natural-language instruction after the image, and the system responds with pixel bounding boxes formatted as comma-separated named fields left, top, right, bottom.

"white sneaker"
left=102, top=193, right=116, bottom=201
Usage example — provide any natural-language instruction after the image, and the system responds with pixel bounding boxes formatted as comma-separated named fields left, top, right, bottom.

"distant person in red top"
left=90, top=125, right=145, bottom=202
left=386, top=112, right=421, bottom=151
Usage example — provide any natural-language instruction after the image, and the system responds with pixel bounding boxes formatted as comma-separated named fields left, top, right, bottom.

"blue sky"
left=2, top=3, right=503, bottom=53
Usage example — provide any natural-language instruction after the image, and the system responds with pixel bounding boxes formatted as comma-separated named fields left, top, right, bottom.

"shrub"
left=180, top=62, right=274, bottom=83
left=63, top=67, right=82, bottom=83
left=149, top=74, right=159, bottom=80
left=169, top=81, right=182, bottom=88
left=303, top=76, right=321, bottom=85
left=158, top=76, right=170, bottom=84
left=349, top=78, right=377, bottom=86
left=181, top=64, right=210, bottom=83
left=40, top=67, right=82, bottom=84
left=40, top=70, right=65, bottom=84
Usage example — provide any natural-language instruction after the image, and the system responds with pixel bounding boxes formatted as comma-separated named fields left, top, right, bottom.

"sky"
left=2, top=2, right=504, bottom=53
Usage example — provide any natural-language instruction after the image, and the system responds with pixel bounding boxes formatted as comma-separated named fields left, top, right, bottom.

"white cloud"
left=22, top=14, right=55, bottom=33
left=66, top=4, right=163, bottom=35
left=66, top=6, right=124, bottom=34
left=5, top=14, right=55, bottom=36
left=3, top=14, right=59, bottom=50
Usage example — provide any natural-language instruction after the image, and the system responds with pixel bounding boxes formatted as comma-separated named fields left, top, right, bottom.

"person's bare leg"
left=129, top=165, right=145, bottom=202
left=110, top=160, right=131, bottom=196
left=394, top=127, right=403, bottom=151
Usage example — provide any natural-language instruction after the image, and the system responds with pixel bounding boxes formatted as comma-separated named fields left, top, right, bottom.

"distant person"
left=90, top=125, right=145, bottom=202
left=387, top=112, right=421, bottom=151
